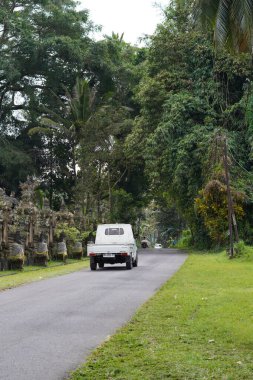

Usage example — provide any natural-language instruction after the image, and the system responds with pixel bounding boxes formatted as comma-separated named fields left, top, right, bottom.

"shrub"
left=234, top=240, right=247, bottom=258
left=55, top=223, right=81, bottom=243
left=175, top=229, right=192, bottom=249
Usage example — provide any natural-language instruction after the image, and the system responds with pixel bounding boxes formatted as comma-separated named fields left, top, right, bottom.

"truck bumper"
left=90, top=254, right=130, bottom=264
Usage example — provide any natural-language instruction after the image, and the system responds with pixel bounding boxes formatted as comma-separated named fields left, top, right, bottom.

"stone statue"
left=33, top=232, right=49, bottom=266
left=56, top=232, right=68, bottom=262
left=8, top=231, right=25, bottom=270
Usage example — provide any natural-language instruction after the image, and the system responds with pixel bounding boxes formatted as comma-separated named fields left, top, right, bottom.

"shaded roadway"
left=0, top=249, right=187, bottom=380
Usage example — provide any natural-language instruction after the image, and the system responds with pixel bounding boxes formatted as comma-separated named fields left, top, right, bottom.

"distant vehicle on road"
left=87, top=224, right=138, bottom=270
left=154, top=243, right=162, bottom=249
left=141, top=237, right=150, bottom=248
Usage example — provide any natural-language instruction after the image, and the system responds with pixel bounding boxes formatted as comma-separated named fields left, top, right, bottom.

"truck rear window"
left=105, top=228, right=124, bottom=235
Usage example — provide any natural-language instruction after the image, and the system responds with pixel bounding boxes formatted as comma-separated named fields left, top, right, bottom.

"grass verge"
left=70, top=251, right=253, bottom=380
left=0, top=259, right=89, bottom=291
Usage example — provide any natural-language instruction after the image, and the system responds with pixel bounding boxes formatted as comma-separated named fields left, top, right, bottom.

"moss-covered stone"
left=7, top=256, right=24, bottom=270
left=33, top=251, right=49, bottom=266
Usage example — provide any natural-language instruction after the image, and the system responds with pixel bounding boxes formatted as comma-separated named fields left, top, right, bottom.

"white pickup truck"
left=87, top=224, right=138, bottom=270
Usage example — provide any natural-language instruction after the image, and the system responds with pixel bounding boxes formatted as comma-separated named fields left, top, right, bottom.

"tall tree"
left=194, top=0, right=253, bottom=252
left=0, top=0, right=95, bottom=193
left=127, top=1, right=253, bottom=247
left=0, top=0, right=94, bottom=130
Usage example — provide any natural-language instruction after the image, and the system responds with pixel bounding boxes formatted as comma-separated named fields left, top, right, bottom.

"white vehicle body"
left=154, top=243, right=162, bottom=249
left=87, top=224, right=138, bottom=270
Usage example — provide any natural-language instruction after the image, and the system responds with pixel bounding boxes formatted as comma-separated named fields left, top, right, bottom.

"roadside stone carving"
left=8, top=231, right=25, bottom=270
left=0, top=178, right=90, bottom=271
left=57, top=232, right=68, bottom=262
left=14, top=178, right=39, bottom=263
left=34, top=233, right=49, bottom=266
left=72, top=241, right=83, bottom=260
left=0, top=188, right=6, bottom=269
left=57, top=199, right=74, bottom=226
left=0, top=188, right=14, bottom=270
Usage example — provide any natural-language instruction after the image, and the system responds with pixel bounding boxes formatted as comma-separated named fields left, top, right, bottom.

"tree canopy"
left=1, top=0, right=253, bottom=247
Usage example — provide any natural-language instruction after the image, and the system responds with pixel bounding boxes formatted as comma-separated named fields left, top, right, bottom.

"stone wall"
left=0, top=178, right=87, bottom=270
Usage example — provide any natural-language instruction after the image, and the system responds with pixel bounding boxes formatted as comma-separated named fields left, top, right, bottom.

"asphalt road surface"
left=0, top=249, right=187, bottom=380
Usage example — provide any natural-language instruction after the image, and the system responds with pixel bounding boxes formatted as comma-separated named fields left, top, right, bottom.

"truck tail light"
left=89, top=253, right=96, bottom=257
left=120, top=252, right=128, bottom=256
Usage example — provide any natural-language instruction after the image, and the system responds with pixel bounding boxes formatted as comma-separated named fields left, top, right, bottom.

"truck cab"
left=87, top=224, right=138, bottom=270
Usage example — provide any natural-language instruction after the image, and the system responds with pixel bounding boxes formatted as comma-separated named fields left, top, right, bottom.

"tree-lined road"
left=0, top=249, right=187, bottom=380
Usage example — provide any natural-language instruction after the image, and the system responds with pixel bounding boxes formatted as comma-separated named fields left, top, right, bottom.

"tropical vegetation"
left=1, top=0, right=253, bottom=249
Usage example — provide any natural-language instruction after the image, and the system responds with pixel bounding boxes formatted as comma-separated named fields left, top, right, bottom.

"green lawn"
left=70, top=251, right=253, bottom=380
left=0, top=259, right=89, bottom=291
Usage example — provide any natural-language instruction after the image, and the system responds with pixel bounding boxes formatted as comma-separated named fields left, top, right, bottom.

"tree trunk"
left=97, top=162, right=102, bottom=222
left=223, top=137, right=237, bottom=258
left=49, top=135, right=53, bottom=209
left=108, top=167, right=112, bottom=222
left=72, top=143, right=77, bottom=183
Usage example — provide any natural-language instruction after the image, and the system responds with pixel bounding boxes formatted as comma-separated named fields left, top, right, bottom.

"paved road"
left=0, top=249, right=187, bottom=380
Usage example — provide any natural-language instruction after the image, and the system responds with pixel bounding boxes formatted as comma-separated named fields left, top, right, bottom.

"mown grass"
left=0, top=258, right=89, bottom=291
left=71, top=251, right=253, bottom=380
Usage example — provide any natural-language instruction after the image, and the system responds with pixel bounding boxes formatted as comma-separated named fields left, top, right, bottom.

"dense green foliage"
left=0, top=0, right=146, bottom=223
left=127, top=1, right=253, bottom=247
left=0, top=0, right=93, bottom=192
left=1, top=0, right=253, bottom=247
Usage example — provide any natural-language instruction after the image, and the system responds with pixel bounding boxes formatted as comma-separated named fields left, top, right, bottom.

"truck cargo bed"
left=87, top=244, right=132, bottom=255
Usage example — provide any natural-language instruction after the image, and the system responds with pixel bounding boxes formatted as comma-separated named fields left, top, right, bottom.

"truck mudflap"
left=90, top=253, right=131, bottom=265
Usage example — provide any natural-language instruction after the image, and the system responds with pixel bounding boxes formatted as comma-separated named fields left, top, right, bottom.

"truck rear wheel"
left=90, top=259, right=97, bottom=271
left=126, top=256, right=133, bottom=270
left=133, top=253, right=138, bottom=267
left=98, top=262, right=104, bottom=269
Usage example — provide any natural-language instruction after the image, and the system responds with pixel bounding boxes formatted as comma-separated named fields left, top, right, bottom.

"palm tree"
left=194, top=0, right=253, bottom=256
left=29, top=78, right=96, bottom=181
left=194, top=0, right=253, bottom=52
left=28, top=78, right=96, bottom=207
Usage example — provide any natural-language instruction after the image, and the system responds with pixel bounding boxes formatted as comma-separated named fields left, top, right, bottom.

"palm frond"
left=40, top=117, right=70, bottom=136
left=231, top=0, right=253, bottom=52
left=193, top=0, right=220, bottom=28
left=194, top=0, right=253, bottom=52
left=42, top=105, right=70, bottom=125
left=40, top=117, right=59, bottom=128
left=70, top=78, right=92, bottom=123
left=215, top=0, right=231, bottom=48
left=246, top=92, right=253, bottom=132
left=28, top=126, right=53, bottom=136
